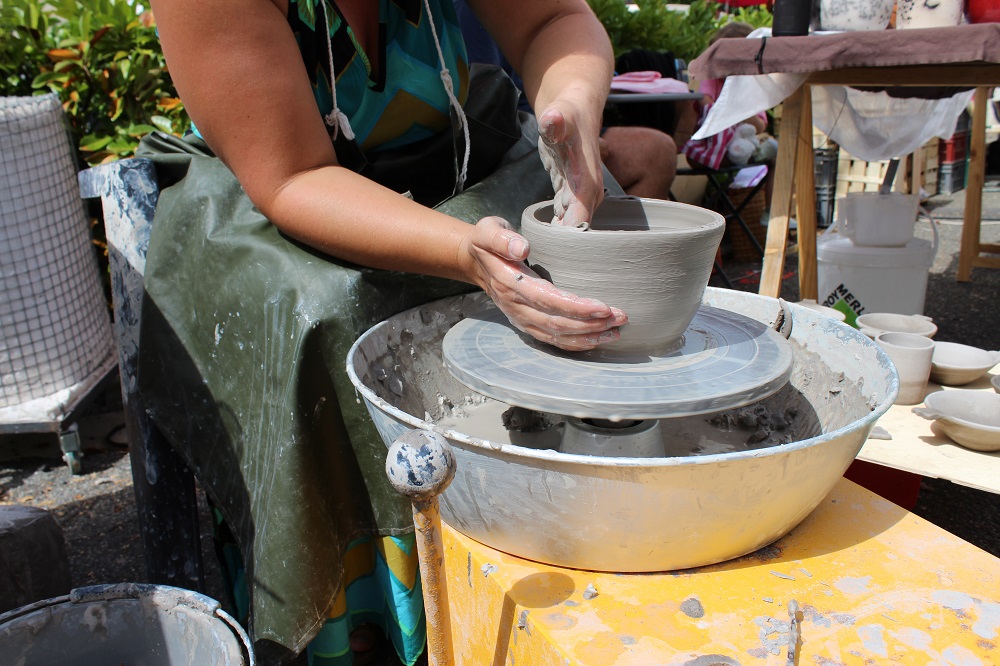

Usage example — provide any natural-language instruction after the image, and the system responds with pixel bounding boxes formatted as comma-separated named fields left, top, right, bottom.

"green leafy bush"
left=587, top=0, right=772, bottom=63
left=1, top=0, right=188, bottom=165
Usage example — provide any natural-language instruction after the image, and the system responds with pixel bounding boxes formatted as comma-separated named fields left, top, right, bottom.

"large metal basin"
left=347, top=288, right=897, bottom=572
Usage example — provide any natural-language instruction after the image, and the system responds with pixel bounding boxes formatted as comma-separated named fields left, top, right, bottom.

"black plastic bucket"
left=0, top=583, right=255, bottom=665
left=814, top=147, right=839, bottom=228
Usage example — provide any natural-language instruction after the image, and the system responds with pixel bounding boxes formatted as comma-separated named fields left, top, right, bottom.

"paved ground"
left=1, top=181, right=998, bottom=664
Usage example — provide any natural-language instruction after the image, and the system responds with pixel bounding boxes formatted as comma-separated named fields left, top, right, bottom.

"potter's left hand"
left=460, top=217, right=627, bottom=351
left=537, top=100, right=606, bottom=228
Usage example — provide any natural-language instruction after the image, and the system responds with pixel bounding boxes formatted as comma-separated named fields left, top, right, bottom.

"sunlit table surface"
left=860, top=363, right=1000, bottom=495
left=443, top=479, right=999, bottom=665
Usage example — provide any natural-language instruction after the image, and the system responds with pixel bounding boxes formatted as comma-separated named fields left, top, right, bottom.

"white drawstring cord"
left=320, top=0, right=356, bottom=141
left=319, top=0, right=468, bottom=190
left=420, top=0, right=471, bottom=191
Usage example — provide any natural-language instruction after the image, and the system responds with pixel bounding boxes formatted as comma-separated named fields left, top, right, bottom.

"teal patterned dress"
left=223, top=1, right=471, bottom=664
left=288, top=0, right=469, bottom=152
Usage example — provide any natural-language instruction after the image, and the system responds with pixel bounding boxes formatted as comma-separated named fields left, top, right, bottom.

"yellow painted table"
left=860, top=365, right=1000, bottom=495
left=443, top=479, right=999, bottom=665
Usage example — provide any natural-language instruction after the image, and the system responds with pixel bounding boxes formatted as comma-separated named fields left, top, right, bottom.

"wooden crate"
left=835, top=139, right=939, bottom=200
left=916, top=138, right=939, bottom=198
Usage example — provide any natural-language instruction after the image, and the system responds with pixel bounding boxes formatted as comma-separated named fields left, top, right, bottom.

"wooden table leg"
left=958, top=86, right=988, bottom=282
left=795, top=86, right=818, bottom=301
left=759, top=86, right=805, bottom=297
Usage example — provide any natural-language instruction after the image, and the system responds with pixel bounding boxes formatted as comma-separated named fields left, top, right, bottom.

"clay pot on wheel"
left=520, top=196, right=725, bottom=355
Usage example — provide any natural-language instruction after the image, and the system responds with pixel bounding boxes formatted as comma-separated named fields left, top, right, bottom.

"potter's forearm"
left=518, top=12, right=613, bottom=136
left=263, top=166, right=477, bottom=284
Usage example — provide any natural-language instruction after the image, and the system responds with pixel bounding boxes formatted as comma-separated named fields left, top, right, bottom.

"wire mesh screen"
left=0, top=94, right=114, bottom=409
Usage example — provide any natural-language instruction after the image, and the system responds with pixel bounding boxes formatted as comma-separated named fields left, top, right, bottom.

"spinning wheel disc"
left=442, top=305, right=793, bottom=420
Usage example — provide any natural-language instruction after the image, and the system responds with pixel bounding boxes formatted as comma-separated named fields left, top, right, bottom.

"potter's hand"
left=461, top=217, right=627, bottom=351
left=537, top=102, right=605, bottom=228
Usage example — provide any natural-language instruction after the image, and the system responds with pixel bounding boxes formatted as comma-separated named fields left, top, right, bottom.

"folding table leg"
left=958, top=86, right=989, bottom=282
left=759, top=86, right=805, bottom=297
left=794, top=86, right=818, bottom=301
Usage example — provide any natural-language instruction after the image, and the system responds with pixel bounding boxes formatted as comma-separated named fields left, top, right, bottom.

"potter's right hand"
left=460, top=217, right=628, bottom=351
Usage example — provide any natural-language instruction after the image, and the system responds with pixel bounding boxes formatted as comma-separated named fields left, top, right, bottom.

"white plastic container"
left=819, top=0, right=894, bottom=31
left=838, top=192, right=919, bottom=247
left=817, top=228, right=937, bottom=326
left=896, top=0, right=964, bottom=29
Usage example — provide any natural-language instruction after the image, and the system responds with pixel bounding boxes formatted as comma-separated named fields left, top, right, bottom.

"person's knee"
left=601, top=126, right=678, bottom=198
left=605, top=127, right=675, bottom=167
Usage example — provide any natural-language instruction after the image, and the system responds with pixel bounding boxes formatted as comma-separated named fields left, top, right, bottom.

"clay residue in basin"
left=432, top=336, right=873, bottom=458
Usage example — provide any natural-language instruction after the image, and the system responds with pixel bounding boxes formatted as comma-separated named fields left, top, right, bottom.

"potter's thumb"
left=479, top=217, right=528, bottom=259
left=503, top=233, right=529, bottom=260
left=537, top=108, right=567, bottom=143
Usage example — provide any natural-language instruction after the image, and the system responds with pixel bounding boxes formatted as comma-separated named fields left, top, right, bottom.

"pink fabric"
left=683, top=104, right=735, bottom=170
left=610, top=71, right=692, bottom=94
left=698, top=77, right=725, bottom=102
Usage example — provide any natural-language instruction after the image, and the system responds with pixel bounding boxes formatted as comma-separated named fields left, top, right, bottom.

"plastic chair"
left=78, top=159, right=205, bottom=592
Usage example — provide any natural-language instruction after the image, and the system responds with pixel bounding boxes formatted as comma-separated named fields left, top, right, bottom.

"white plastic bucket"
left=818, top=217, right=938, bottom=326
left=838, top=192, right=919, bottom=247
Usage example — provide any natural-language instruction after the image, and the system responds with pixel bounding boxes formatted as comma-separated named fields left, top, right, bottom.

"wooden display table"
left=443, top=479, right=998, bottom=664
left=690, top=24, right=1000, bottom=299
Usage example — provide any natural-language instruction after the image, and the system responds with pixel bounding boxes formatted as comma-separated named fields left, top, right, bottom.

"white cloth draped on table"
left=690, top=29, right=974, bottom=162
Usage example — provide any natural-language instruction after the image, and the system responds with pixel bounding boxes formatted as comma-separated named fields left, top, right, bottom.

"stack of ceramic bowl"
left=910, top=342, right=1000, bottom=453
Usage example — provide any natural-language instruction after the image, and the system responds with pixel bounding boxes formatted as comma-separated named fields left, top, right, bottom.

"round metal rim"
left=345, top=289, right=899, bottom=467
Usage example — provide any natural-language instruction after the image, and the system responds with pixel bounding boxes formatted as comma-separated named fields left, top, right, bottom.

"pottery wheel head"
left=442, top=305, right=794, bottom=420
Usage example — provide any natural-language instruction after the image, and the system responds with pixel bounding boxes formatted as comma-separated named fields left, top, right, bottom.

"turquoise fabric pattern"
left=307, top=535, right=426, bottom=666
left=289, top=0, right=469, bottom=151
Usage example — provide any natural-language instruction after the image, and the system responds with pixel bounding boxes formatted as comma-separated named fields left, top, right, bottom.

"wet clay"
left=521, top=197, right=725, bottom=354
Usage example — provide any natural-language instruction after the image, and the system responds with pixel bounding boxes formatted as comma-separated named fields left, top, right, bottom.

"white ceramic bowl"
left=856, top=313, right=936, bottom=338
left=929, top=342, right=1000, bottom=386
left=992, top=375, right=1000, bottom=393
left=914, top=391, right=1000, bottom=452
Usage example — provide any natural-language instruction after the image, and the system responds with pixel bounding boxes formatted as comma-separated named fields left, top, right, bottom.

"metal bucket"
left=0, top=583, right=254, bottom=665
left=814, top=146, right=839, bottom=228
left=347, top=288, right=897, bottom=572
